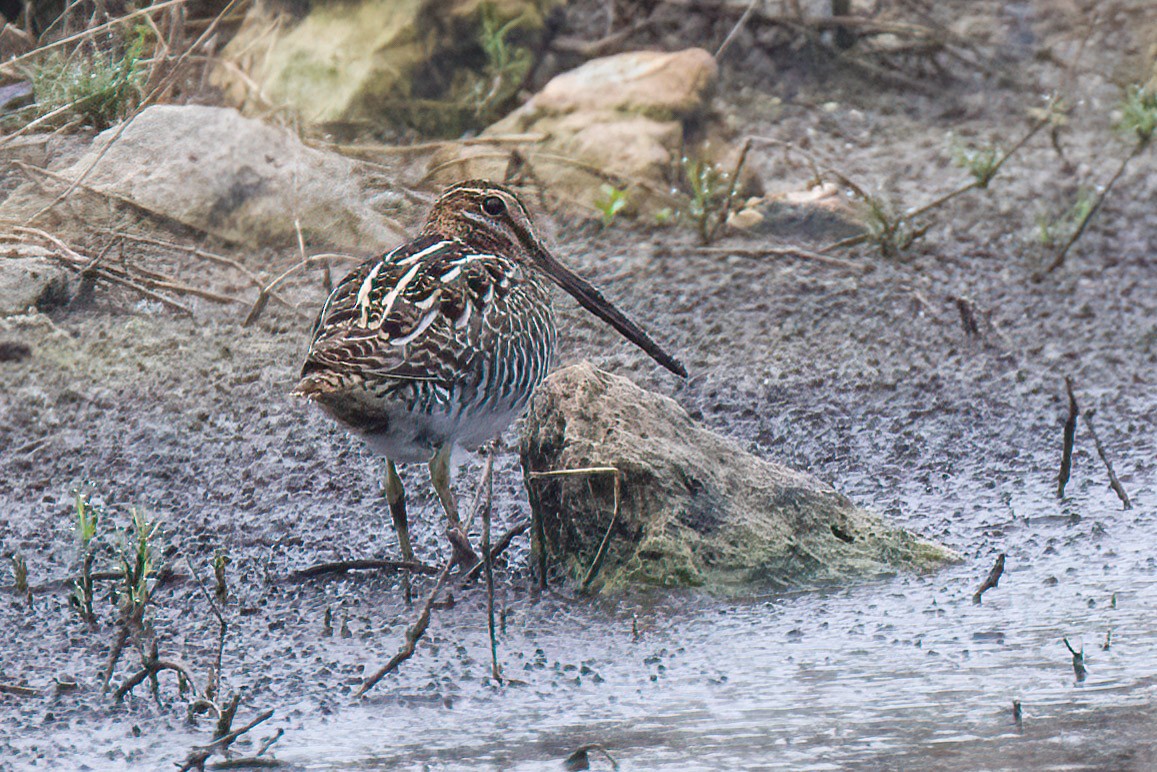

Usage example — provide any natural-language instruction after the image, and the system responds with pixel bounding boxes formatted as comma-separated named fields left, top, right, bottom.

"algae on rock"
left=520, top=363, right=958, bottom=593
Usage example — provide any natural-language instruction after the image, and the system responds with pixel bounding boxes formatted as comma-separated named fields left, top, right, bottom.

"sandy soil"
left=1, top=1, right=1155, bottom=769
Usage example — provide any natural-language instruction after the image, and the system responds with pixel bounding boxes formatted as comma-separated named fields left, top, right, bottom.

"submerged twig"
left=1063, top=638, right=1087, bottom=682
left=1084, top=410, right=1132, bottom=510
left=356, top=560, right=453, bottom=696
left=288, top=559, right=438, bottom=582
left=477, top=445, right=501, bottom=683
left=972, top=553, right=1005, bottom=604
left=1057, top=376, right=1078, bottom=498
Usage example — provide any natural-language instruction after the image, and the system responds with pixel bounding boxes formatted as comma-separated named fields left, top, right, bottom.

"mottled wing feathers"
left=296, top=236, right=521, bottom=393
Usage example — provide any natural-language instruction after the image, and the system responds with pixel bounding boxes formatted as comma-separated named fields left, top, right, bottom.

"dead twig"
left=113, top=639, right=200, bottom=703
left=715, top=0, right=759, bottom=61
left=1043, top=141, right=1147, bottom=274
left=356, top=560, right=453, bottom=696
left=288, top=559, right=438, bottom=582
left=1063, top=638, right=1087, bottom=682
left=1057, top=376, right=1079, bottom=499
left=477, top=445, right=501, bottom=683
left=178, top=706, right=276, bottom=772
left=1084, top=410, right=1132, bottom=510
left=972, top=552, right=1005, bottom=604
left=242, top=254, right=359, bottom=327
left=0, top=682, right=39, bottom=697
left=696, top=245, right=870, bottom=273
left=461, top=519, right=531, bottom=584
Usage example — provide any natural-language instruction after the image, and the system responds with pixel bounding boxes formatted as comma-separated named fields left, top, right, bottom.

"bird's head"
left=422, top=180, right=686, bottom=378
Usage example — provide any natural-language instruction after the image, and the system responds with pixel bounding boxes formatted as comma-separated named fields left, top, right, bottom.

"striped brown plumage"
left=294, top=180, right=684, bottom=566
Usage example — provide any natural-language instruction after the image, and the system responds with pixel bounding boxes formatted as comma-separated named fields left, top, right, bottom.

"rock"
left=0, top=248, right=70, bottom=316
left=213, top=0, right=563, bottom=132
left=0, top=105, right=402, bottom=253
left=520, top=363, right=957, bottom=593
left=734, top=183, right=866, bottom=243
left=430, top=48, right=759, bottom=218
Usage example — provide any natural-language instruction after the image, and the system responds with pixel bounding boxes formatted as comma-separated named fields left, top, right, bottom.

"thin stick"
left=972, top=552, right=1005, bottom=604
left=904, top=113, right=1051, bottom=223
left=177, top=708, right=276, bottom=772
left=289, top=559, right=438, bottom=581
left=242, top=254, right=360, bottom=327
left=356, top=560, right=453, bottom=696
left=1057, top=376, right=1078, bottom=498
left=184, top=556, right=228, bottom=700
left=709, top=137, right=753, bottom=242
left=697, top=245, right=869, bottom=272
left=715, top=0, right=759, bottom=61
left=1044, top=141, right=1147, bottom=274
left=0, top=0, right=192, bottom=77
left=461, top=519, right=531, bottom=584
left=326, top=134, right=546, bottom=157
left=0, top=683, right=39, bottom=697
left=1084, top=410, right=1133, bottom=510
left=478, top=446, right=501, bottom=683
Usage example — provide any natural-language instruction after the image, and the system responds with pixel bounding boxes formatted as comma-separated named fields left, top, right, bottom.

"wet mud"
left=2, top=1, right=1156, bottom=769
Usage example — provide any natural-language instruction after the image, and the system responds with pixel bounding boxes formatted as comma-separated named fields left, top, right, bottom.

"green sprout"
left=70, top=490, right=100, bottom=624
left=594, top=184, right=629, bottom=228
left=119, top=507, right=160, bottom=612
left=473, top=3, right=532, bottom=122
left=1116, top=84, right=1157, bottom=147
left=952, top=140, right=1002, bottom=188
left=213, top=547, right=230, bottom=602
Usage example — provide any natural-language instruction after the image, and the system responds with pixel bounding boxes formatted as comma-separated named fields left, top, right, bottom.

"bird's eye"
left=481, top=196, right=506, bottom=216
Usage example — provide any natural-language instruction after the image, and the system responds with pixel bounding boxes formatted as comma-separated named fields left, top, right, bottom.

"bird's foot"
left=447, top=525, right=479, bottom=570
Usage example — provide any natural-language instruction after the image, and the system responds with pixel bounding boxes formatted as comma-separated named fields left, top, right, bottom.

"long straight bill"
left=536, top=250, right=687, bottom=378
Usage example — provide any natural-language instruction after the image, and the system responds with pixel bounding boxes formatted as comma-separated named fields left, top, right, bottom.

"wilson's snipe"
left=294, top=180, right=684, bottom=567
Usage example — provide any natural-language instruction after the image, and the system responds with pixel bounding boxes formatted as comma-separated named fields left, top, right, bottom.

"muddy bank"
left=2, top=0, right=1156, bottom=769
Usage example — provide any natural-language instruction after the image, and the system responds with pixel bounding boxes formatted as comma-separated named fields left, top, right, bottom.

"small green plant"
left=952, top=140, right=1002, bottom=188
left=857, top=192, right=917, bottom=259
left=70, top=490, right=101, bottom=624
left=22, top=26, right=151, bottom=131
left=1116, top=84, right=1157, bottom=147
left=594, top=184, right=629, bottom=228
left=1036, top=188, right=1096, bottom=248
left=684, top=155, right=728, bottom=243
left=213, top=548, right=230, bottom=602
left=473, top=3, right=532, bottom=122
left=119, top=507, right=160, bottom=613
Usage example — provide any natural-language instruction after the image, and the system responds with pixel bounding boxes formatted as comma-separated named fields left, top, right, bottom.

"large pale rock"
left=430, top=48, right=757, bottom=218
left=520, top=363, right=957, bottom=593
left=213, top=0, right=563, bottom=130
left=0, top=105, right=402, bottom=252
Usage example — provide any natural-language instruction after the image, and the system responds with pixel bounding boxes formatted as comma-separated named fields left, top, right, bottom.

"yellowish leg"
left=386, top=459, right=414, bottom=602
left=429, top=445, right=478, bottom=567
left=385, top=460, right=414, bottom=563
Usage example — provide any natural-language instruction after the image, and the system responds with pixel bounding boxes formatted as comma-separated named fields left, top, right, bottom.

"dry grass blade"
left=527, top=466, right=622, bottom=593
left=24, top=0, right=249, bottom=226
left=242, top=254, right=360, bottom=327
left=0, top=0, right=193, bottom=78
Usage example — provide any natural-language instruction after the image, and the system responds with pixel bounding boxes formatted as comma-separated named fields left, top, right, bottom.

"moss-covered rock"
left=520, top=363, right=958, bottom=593
left=212, top=0, right=563, bottom=132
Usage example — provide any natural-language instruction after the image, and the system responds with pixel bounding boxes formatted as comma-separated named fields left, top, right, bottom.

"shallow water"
left=257, top=474, right=1155, bottom=771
